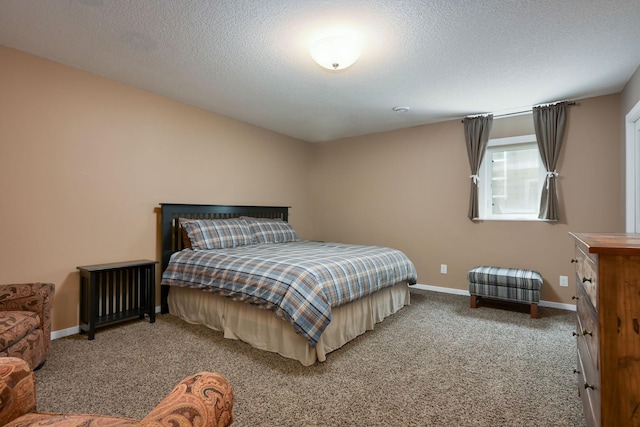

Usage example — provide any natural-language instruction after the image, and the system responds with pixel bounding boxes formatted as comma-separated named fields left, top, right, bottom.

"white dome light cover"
left=310, top=30, right=362, bottom=71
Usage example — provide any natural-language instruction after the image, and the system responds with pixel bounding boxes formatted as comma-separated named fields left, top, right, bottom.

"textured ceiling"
left=1, top=0, right=639, bottom=142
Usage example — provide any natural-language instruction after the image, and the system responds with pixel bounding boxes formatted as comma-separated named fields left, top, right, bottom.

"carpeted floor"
left=35, top=289, right=585, bottom=426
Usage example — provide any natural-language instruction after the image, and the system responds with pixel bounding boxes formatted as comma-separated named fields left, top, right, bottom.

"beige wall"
left=0, top=46, right=313, bottom=333
left=0, top=43, right=631, bottom=335
left=310, top=94, right=623, bottom=305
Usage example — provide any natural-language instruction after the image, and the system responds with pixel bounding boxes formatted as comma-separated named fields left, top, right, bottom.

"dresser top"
left=570, top=232, right=640, bottom=255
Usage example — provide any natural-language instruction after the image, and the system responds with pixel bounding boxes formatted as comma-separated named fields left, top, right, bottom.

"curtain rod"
left=461, top=101, right=576, bottom=123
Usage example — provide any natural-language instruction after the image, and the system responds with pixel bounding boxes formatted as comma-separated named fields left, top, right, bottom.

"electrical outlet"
left=440, top=264, right=447, bottom=274
left=559, top=275, right=569, bottom=287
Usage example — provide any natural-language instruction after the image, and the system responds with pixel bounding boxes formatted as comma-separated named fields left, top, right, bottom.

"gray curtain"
left=464, top=115, right=493, bottom=220
left=533, top=102, right=567, bottom=220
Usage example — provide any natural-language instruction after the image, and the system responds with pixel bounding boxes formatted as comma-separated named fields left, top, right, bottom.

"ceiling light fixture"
left=310, top=31, right=362, bottom=71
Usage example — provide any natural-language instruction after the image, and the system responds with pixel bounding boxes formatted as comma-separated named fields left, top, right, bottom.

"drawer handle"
left=573, top=369, right=581, bottom=374
left=571, top=259, right=578, bottom=263
left=582, top=277, right=592, bottom=283
left=572, top=296, right=578, bottom=300
left=582, top=329, right=593, bottom=336
left=572, top=331, right=579, bottom=336
left=584, top=383, right=595, bottom=390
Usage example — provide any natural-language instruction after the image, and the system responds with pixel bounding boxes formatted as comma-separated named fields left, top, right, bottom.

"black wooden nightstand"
left=77, top=259, right=157, bottom=339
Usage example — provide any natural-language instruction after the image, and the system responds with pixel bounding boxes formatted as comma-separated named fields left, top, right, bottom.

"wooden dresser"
left=569, top=232, right=640, bottom=427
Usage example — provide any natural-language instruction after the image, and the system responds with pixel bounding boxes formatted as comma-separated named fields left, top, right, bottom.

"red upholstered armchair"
left=0, top=357, right=235, bottom=427
left=0, top=283, right=55, bottom=370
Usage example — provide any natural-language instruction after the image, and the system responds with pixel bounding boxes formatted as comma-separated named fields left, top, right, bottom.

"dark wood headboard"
left=159, top=203, right=290, bottom=312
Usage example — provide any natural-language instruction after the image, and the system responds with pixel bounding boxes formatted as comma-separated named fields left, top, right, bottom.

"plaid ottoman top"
left=468, top=266, right=543, bottom=290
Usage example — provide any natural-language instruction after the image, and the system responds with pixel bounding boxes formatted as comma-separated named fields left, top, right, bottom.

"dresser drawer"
left=576, top=282, right=599, bottom=369
left=574, top=246, right=598, bottom=310
left=577, top=334, right=601, bottom=426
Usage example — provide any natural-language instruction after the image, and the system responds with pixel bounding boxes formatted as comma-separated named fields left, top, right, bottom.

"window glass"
left=478, top=135, right=545, bottom=220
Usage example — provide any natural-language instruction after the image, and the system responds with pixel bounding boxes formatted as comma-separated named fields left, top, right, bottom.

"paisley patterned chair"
left=0, top=357, right=235, bottom=427
left=0, top=283, right=55, bottom=370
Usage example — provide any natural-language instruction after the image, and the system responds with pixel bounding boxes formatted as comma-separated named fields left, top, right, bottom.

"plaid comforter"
left=161, top=241, right=417, bottom=346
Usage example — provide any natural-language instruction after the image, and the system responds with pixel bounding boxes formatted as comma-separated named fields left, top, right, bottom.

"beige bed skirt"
left=168, top=281, right=411, bottom=366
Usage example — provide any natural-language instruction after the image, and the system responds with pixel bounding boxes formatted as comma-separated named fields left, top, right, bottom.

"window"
left=478, top=134, right=546, bottom=220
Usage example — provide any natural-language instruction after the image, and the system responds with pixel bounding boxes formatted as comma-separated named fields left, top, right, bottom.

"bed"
left=159, top=203, right=417, bottom=365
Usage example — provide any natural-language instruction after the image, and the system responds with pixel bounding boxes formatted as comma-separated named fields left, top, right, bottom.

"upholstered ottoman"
left=468, top=266, right=543, bottom=318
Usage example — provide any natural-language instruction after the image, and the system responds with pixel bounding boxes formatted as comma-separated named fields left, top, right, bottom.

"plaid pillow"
left=240, top=217, right=299, bottom=244
left=179, top=218, right=254, bottom=250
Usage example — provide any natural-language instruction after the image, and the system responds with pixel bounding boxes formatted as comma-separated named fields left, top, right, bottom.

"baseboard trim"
left=409, top=283, right=576, bottom=312
left=52, top=290, right=576, bottom=340
left=410, top=283, right=468, bottom=295
left=51, top=326, right=80, bottom=340
left=537, top=300, right=576, bottom=311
